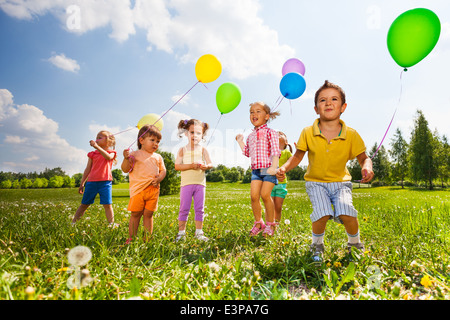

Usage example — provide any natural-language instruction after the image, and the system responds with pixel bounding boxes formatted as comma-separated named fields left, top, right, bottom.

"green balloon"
left=387, top=8, right=440, bottom=70
left=216, top=82, right=242, bottom=114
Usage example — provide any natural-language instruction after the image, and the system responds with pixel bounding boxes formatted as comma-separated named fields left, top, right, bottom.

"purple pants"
left=178, top=184, right=206, bottom=222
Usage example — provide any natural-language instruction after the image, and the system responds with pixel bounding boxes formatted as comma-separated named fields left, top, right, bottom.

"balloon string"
left=206, top=113, right=223, bottom=147
left=272, top=96, right=285, bottom=112
left=94, top=126, right=136, bottom=142
left=127, top=80, right=201, bottom=150
left=371, top=69, right=404, bottom=159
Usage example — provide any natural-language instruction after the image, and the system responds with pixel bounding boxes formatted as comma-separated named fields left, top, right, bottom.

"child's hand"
left=78, top=185, right=84, bottom=194
left=151, top=175, right=160, bottom=187
left=266, top=166, right=277, bottom=175
left=276, top=167, right=286, bottom=181
left=235, top=134, right=244, bottom=143
left=199, top=164, right=209, bottom=171
left=90, top=140, right=99, bottom=149
left=123, top=149, right=130, bottom=159
left=361, top=167, right=374, bottom=183
left=192, top=163, right=202, bottom=170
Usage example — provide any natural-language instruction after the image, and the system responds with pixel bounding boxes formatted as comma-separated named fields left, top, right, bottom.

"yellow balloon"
left=137, top=113, right=164, bottom=131
left=195, top=54, right=222, bottom=83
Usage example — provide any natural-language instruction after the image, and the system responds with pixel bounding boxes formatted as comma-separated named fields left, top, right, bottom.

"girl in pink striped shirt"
left=236, top=102, right=281, bottom=237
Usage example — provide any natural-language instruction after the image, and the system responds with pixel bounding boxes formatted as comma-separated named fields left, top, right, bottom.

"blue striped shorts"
left=305, top=181, right=358, bottom=223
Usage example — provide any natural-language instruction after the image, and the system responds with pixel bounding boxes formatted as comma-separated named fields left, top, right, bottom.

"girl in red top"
left=72, top=130, right=118, bottom=227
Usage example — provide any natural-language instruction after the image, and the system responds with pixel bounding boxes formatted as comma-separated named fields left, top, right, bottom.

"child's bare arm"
left=357, top=152, right=374, bottom=183
left=90, top=140, right=115, bottom=160
left=276, top=149, right=305, bottom=180
left=121, top=149, right=132, bottom=173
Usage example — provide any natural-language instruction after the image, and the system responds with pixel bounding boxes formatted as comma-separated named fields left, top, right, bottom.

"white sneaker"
left=195, top=232, right=209, bottom=242
left=175, top=233, right=186, bottom=242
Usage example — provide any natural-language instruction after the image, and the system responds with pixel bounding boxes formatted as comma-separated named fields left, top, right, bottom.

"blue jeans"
left=251, top=168, right=278, bottom=185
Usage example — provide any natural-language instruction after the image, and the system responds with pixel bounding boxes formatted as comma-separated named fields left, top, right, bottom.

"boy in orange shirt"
left=122, top=125, right=166, bottom=243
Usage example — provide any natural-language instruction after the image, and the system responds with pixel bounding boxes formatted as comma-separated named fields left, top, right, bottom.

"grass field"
left=0, top=181, right=449, bottom=300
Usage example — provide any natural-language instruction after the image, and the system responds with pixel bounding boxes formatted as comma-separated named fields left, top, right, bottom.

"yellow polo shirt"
left=297, top=119, right=366, bottom=182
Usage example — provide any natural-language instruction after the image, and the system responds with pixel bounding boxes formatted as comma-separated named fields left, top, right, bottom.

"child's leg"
left=72, top=204, right=90, bottom=223
left=142, top=209, right=154, bottom=240
left=178, top=186, right=193, bottom=231
left=193, top=185, right=205, bottom=229
left=103, top=204, right=114, bottom=224
left=261, top=182, right=275, bottom=224
left=272, top=196, right=284, bottom=222
left=250, top=180, right=263, bottom=226
left=129, top=211, right=143, bottom=238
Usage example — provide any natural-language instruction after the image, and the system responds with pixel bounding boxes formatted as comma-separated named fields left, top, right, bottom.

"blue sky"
left=0, top=0, right=449, bottom=175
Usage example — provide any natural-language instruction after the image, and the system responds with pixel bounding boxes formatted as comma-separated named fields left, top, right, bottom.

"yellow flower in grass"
left=420, top=275, right=433, bottom=288
left=334, top=261, right=342, bottom=268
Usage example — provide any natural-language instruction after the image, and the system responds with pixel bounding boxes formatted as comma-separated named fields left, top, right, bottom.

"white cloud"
left=48, top=53, right=80, bottom=73
left=0, top=0, right=294, bottom=79
left=0, top=88, right=86, bottom=175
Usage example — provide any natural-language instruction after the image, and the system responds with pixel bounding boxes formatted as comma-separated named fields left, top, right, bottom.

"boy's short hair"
left=314, top=80, right=346, bottom=106
left=137, top=125, right=161, bottom=149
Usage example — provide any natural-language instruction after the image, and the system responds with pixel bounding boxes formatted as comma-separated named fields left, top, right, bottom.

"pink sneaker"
left=249, top=220, right=265, bottom=237
left=124, top=237, right=132, bottom=245
left=262, top=222, right=276, bottom=237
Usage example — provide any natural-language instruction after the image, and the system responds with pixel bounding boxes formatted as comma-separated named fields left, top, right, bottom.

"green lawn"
left=0, top=181, right=449, bottom=300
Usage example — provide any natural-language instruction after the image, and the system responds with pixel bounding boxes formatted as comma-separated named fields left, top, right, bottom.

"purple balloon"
left=282, top=58, right=305, bottom=76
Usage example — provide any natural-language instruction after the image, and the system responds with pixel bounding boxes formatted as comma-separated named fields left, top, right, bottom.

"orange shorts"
left=128, top=185, right=160, bottom=213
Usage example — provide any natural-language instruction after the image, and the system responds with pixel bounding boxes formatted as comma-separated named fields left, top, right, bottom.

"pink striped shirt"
left=243, top=124, right=281, bottom=169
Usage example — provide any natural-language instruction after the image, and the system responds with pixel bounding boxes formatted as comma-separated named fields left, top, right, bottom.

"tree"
left=0, top=180, right=12, bottom=189
left=20, top=178, right=32, bottom=189
left=434, top=133, right=449, bottom=188
left=225, top=167, right=240, bottom=182
left=48, top=176, right=64, bottom=188
left=369, top=143, right=390, bottom=184
left=389, top=128, right=409, bottom=188
left=158, top=151, right=180, bottom=196
left=409, top=110, right=437, bottom=190
left=112, top=169, right=125, bottom=185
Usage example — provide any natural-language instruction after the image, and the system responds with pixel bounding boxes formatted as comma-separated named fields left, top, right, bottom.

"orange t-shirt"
left=128, top=150, right=166, bottom=198
left=87, top=150, right=117, bottom=181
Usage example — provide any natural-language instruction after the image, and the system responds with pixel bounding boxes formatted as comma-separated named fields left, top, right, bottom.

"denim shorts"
left=251, top=168, right=278, bottom=185
left=305, top=181, right=357, bottom=223
left=81, top=181, right=113, bottom=205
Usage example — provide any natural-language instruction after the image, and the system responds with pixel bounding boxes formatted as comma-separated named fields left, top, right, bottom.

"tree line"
left=1, top=110, right=448, bottom=193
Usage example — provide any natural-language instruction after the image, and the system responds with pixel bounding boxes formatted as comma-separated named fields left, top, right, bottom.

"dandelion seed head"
left=67, top=246, right=92, bottom=266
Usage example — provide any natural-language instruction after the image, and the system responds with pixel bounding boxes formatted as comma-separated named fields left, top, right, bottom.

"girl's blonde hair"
left=249, top=101, right=280, bottom=122
left=177, top=119, right=210, bottom=139
left=98, top=130, right=116, bottom=149
left=278, top=131, right=293, bottom=153
left=98, top=130, right=117, bottom=165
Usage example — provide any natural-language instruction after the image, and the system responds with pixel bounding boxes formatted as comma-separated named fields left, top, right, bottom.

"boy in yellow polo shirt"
left=276, top=80, right=374, bottom=263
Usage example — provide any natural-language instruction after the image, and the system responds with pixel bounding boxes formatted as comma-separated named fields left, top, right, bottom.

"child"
left=174, top=119, right=213, bottom=242
left=236, top=102, right=281, bottom=237
left=276, top=80, right=374, bottom=262
left=121, top=125, right=166, bottom=243
left=72, top=130, right=118, bottom=227
left=271, top=132, right=293, bottom=225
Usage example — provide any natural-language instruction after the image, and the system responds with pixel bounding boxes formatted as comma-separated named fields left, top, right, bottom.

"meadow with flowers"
left=0, top=181, right=449, bottom=300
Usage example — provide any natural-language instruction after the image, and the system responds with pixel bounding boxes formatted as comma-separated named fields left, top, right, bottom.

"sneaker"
left=347, top=242, right=364, bottom=254
left=310, top=243, right=325, bottom=264
left=249, top=220, right=266, bottom=237
left=262, top=222, right=276, bottom=237
left=175, top=232, right=186, bottom=242
left=124, top=237, right=132, bottom=245
left=195, top=232, right=209, bottom=242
